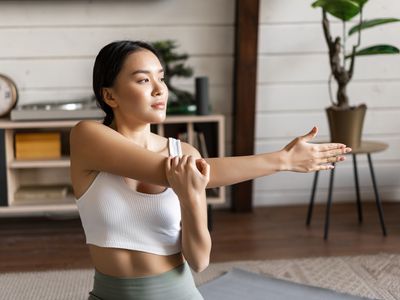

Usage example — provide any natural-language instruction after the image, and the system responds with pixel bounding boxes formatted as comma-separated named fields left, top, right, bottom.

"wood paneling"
left=256, top=110, right=400, bottom=139
left=232, top=0, right=260, bottom=212
left=259, top=0, right=400, bottom=23
left=258, top=24, right=400, bottom=54
left=0, top=57, right=234, bottom=88
left=256, top=82, right=400, bottom=112
left=258, top=55, right=400, bottom=83
left=0, top=27, right=234, bottom=58
left=0, top=0, right=235, bottom=26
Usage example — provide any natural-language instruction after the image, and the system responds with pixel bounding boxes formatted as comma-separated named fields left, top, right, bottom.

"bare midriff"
left=88, top=245, right=185, bottom=278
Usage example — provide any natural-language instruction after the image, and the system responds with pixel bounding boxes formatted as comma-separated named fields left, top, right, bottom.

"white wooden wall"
left=0, top=0, right=235, bottom=207
left=255, top=0, right=400, bottom=206
left=0, top=0, right=234, bottom=135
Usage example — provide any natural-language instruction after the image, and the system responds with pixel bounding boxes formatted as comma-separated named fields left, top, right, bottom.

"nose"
left=152, top=80, right=165, bottom=97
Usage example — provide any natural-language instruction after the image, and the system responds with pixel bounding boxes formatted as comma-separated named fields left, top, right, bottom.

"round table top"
left=349, top=141, right=388, bottom=154
left=317, top=141, right=388, bottom=154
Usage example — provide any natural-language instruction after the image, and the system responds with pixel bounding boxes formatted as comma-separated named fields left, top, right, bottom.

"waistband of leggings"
left=94, top=261, right=190, bottom=286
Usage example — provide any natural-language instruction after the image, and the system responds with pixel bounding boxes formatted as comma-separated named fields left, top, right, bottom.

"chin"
left=150, top=111, right=166, bottom=124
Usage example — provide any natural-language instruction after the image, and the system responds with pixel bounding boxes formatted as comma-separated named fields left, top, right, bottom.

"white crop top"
left=76, top=137, right=183, bottom=255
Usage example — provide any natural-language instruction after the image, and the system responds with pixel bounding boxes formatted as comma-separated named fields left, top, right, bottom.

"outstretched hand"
left=281, top=126, right=352, bottom=172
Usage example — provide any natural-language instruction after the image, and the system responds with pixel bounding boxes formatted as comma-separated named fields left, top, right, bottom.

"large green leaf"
left=349, top=18, right=400, bottom=36
left=345, top=44, right=400, bottom=59
left=312, top=0, right=361, bottom=21
left=351, top=0, right=368, bottom=8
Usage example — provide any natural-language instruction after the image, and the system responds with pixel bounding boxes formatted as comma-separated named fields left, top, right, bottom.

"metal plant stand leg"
left=352, top=154, right=363, bottom=223
left=367, top=154, right=387, bottom=236
left=324, top=164, right=336, bottom=240
left=306, top=171, right=319, bottom=226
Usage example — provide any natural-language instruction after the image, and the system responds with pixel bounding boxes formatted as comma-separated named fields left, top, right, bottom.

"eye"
left=160, top=77, right=165, bottom=82
left=138, top=78, right=149, bottom=83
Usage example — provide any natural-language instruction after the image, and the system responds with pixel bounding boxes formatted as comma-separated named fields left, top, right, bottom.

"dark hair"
left=93, top=40, right=162, bottom=126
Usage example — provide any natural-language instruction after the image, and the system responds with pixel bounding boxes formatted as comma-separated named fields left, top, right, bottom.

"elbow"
left=190, top=257, right=210, bottom=273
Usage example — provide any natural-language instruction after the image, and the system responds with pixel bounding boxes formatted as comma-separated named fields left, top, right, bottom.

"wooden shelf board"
left=10, top=157, right=70, bottom=169
left=0, top=204, right=78, bottom=216
left=206, top=196, right=225, bottom=205
left=164, top=114, right=224, bottom=124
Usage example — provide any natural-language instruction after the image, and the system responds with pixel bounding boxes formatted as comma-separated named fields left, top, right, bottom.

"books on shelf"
left=12, top=184, right=73, bottom=206
left=15, top=132, right=61, bottom=159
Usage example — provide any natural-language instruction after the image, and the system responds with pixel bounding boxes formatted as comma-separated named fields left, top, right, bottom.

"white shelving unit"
left=0, top=115, right=225, bottom=217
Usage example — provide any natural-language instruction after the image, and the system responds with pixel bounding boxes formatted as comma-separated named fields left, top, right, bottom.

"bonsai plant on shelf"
left=151, top=40, right=196, bottom=115
left=312, top=0, right=399, bottom=148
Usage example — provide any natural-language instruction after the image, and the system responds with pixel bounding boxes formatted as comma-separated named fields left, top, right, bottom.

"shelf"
left=9, top=157, right=70, bottom=169
left=0, top=119, right=85, bottom=129
left=206, top=196, right=225, bottom=205
left=0, top=115, right=226, bottom=216
left=0, top=204, right=78, bottom=217
left=0, top=115, right=224, bottom=129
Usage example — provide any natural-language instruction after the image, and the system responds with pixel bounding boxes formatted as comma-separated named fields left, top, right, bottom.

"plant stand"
left=306, top=141, right=388, bottom=240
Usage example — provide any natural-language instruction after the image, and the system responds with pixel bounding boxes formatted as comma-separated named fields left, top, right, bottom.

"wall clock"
left=0, top=74, right=18, bottom=117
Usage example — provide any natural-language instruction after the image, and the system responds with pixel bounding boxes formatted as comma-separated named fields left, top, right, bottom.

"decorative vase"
left=325, top=104, right=367, bottom=149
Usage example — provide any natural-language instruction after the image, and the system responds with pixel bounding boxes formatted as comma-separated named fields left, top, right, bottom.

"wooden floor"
left=1, top=202, right=400, bottom=272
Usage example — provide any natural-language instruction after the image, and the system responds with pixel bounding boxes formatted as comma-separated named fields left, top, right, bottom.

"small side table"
left=306, top=141, right=388, bottom=240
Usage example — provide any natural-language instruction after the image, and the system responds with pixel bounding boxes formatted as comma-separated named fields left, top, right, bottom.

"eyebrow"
left=130, top=69, right=164, bottom=76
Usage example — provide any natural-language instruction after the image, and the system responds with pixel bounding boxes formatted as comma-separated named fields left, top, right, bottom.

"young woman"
left=70, top=40, right=351, bottom=300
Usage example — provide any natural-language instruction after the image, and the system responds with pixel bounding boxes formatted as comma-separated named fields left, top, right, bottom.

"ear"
left=102, top=88, right=118, bottom=108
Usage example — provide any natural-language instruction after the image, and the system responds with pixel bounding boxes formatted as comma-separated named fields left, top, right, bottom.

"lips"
left=151, top=101, right=166, bottom=109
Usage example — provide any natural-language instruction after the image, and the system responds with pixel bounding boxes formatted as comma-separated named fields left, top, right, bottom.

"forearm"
left=204, top=150, right=286, bottom=188
left=180, top=192, right=211, bottom=273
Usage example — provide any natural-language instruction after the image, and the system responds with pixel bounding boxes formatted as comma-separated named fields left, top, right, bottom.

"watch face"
left=0, top=75, right=17, bottom=116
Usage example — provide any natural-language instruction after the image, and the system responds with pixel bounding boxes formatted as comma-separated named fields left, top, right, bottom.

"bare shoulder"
left=180, top=141, right=202, bottom=159
left=70, top=120, right=110, bottom=143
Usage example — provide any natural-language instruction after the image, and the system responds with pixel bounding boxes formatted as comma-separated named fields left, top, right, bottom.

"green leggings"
left=88, top=262, right=204, bottom=300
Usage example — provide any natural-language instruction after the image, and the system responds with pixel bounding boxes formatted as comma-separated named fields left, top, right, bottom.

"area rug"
left=1, top=253, right=399, bottom=300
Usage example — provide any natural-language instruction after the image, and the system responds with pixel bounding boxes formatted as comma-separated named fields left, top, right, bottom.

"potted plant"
left=312, top=0, right=399, bottom=148
left=151, top=40, right=196, bottom=115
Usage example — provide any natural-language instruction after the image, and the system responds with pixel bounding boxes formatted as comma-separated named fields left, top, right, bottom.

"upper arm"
left=180, top=141, right=202, bottom=159
left=69, top=120, right=169, bottom=187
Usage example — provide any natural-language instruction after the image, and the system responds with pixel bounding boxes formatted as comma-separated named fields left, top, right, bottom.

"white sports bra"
left=75, top=137, right=182, bottom=255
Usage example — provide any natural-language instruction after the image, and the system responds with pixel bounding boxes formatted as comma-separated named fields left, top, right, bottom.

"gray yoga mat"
left=198, top=268, right=372, bottom=300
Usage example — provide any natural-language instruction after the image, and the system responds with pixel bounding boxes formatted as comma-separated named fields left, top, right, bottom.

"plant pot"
left=326, top=104, right=367, bottom=149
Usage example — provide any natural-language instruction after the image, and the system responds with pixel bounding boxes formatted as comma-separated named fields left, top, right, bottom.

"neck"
left=114, top=119, right=152, bottom=149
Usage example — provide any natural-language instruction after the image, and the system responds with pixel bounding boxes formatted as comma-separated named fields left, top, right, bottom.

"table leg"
left=352, top=154, right=363, bottom=223
left=306, top=171, right=319, bottom=226
left=324, top=164, right=336, bottom=240
left=367, top=154, right=387, bottom=236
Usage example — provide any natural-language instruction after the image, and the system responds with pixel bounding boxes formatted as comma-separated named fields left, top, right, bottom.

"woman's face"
left=108, top=49, right=168, bottom=125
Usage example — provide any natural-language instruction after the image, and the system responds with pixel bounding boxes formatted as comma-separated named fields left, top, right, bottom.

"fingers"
left=195, top=158, right=210, bottom=177
left=177, top=155, right=189, bottom=169
left=318, top=144, right=351, bottom=153
left=316, top=164, right=335, bottom=171
left=202, top=160, right=210, bottom=178
left=165, top=156, right=172, bottom=173
left=301, top=126, right=318, bottom=142
left=317, top=147, right=352, bottom=159
left=315, top=155, right=345, bottom=164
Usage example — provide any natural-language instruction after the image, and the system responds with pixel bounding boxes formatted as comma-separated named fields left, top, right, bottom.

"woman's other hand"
left=165, top=155, right=210, bottom=201
left=281, top=126, right=352, bottom=172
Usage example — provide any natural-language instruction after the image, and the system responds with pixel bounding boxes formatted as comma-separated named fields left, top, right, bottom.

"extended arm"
left=70, top=122, right=350, bottom=191
left=205, top=127, right=351, bottom=189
